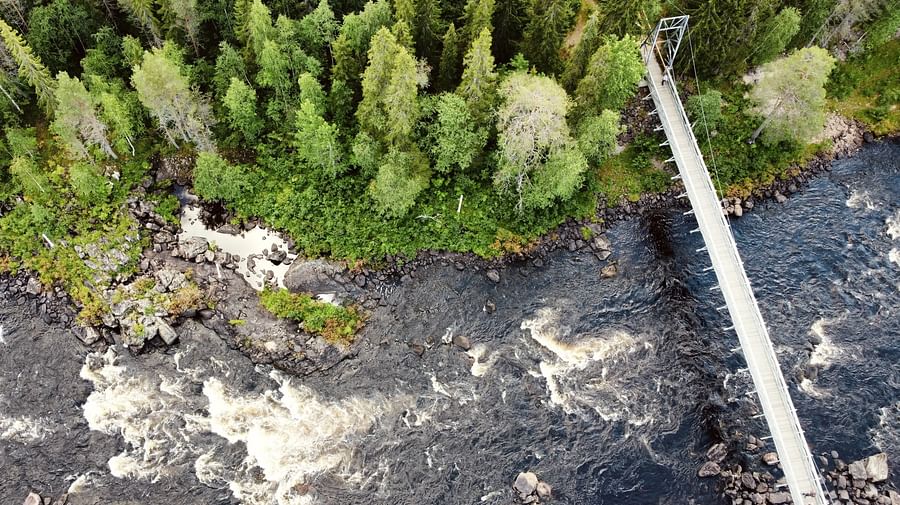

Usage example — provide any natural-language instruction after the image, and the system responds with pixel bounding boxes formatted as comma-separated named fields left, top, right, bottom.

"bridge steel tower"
left=641, top=16, right=831, bottom=505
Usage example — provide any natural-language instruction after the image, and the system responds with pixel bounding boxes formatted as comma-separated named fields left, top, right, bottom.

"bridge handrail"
left=641, top=44, right=829, bottom=502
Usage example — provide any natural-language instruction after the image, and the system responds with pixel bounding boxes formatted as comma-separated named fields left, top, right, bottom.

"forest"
left=0, top=0, right=897, bottom=320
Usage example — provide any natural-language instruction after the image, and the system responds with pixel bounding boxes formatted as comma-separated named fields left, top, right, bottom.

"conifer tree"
left=394, top=0, right=444, bottom=65
left=116, top=0, right=162, bottom=45
left=213, top=42, right=248, bottom=99
left=521, top=0, right=576, bottom=75
left=461, top=0, right=495, bottom=50
left=245, top=0, right=275, bottom=58
left=332, top=0, right=392, bottom=90
left=357, top=27, right=419, bottom=146
left=91, top=78, right=141, bottom=156
left=0, top=37, right=22, bottom=112
left=294, top=100, right=343, bottom=176
left=561, top=11, right=602, bottom=91
left=131, top=45, right=215, bottom=151
left=457, top=28, right=497, bottom=122
left=297, top=0, right=338, bottom=63
left=429, top=92, right=487, bottom=173
left=492, top=0, right=527, bottom=63
left=750, top=7, right=802, bottom=65
left=164, top=0, right=202, bottom=55
left=0, top=18, right=55, bottom=113
left=593, top=0, right=660, bottom=37
left=437, top=23, right=461, bottom=91
left=52, top=72, right=116, bottom=160
left=749, top=46, right=835, bottom=144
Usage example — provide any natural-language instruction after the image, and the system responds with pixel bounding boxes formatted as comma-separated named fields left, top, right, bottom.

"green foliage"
left=193, top=151, right=249, bottom=202
left=574, top=34, right=643, bottom=118
left=223, top=77, right=262, bottom=141
left=69, top=161, right=111, bottom=202
left=492, top=0, right=528, bottom=63
left=592, top=0, right=660, bottom=37
left=298, top=72, right=327, bottom=114
left=396, top=0, right=444, bottom=65
left=457, top=28, right=497, bottom=121
left=576, top=110, right=621, bottom=166
left=597, top=134, right=670, bottom=202
left=10, top=156, right=49, bottom=201
left=0, top=18, right=55, bottom=112
left=27, top=0, right=96, bottom=73
left=80, top=27, right=124, bottom=79
left=52, top=72, right=116, bottom=160
left=331, top=0, right=392, bottom=89
left=121, top=36, right=145, bottom=68
left=561, top=11, right=602, bottom=91
left=863, top=5, right=900, bottom=52
left=357, top=27, right=419, bottom=147
left=117, top=0, right=162, bottom=44
left=294, top=99, right=344, bottom=176
left=244, top=0, right=275, bottom=58
left=428, top=93, right=488, bottom=173
left=686, top=90, right=724, bottom=132
left=259, top=287, right=363, bottom=344
left=461, top=0, right=495, bottom=50
left=828, top=39, right=900, bottom=135
left=685, top=0, right=777, bottom=76
left=438, top=23, right=461, bottom=90
left=521, top=0, right=576, bottom=74
left=750, top=47, right=835, bottom=144
left=751, top=7, right=802, bottom=66
left=370, top=145, right=430, bottom=216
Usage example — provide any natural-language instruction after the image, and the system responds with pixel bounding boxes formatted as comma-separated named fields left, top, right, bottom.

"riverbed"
left=1, top=139, right=898, bottom=504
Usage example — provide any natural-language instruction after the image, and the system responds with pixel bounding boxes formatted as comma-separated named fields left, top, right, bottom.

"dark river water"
left=1, top=139, right=898, bottom=505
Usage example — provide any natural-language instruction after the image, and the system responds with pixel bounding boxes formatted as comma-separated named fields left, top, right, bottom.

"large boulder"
left=865, top=452, right=889, bottom=482
left=22, top=492, right=41, bottom=505
left=766, top=491, right=791, bottom=504
left=697, top=461, right=720, bottom=477
left=178, top=236, right=208, bottom=260
left=849, top=459, right=868, bottom=481
left=283, top=259, right=344, bottom=294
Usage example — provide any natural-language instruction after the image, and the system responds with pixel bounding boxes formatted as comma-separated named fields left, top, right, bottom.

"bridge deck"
left=642, top=46, right=828, bottom=505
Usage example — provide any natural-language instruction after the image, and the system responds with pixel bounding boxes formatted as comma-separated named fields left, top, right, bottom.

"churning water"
left=1, top=140, right=898, bottom=504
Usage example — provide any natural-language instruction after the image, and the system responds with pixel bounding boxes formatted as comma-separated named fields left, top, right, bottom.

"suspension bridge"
left=641, top=16, right=830, bottom=505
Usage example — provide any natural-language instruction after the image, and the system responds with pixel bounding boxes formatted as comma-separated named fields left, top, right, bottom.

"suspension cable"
left=686, top=25, right=724, bottom=198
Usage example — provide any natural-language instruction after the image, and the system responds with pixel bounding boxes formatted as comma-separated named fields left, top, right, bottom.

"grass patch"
left=259, top=288, right=364, bottom=345
left=597, top=135, right=671, bottom=203
left=827, top=40, right=900, bottom=136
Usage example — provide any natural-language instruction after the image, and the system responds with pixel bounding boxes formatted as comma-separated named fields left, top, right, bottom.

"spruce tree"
left=223, top=77, right=262, bottom=141
left=461, top=0, right=495, bottom=50
left=0, top=18, right=55, bottom=113
left=492, top=0, right=527, bottom=63
left=116, top=0, right=162, bottom=45
left=521, top=0, right=576, bottom=75
left=357, top=27, right=419, bottom=146
left=593, top=0, right=660, bottom=37
left=750, top=7, right=801, bottom=65
left=245, top=0, right=275, bottom=59
left=164, top=0, right=202, bottom=55
left=574, top=35, right=643, bottom=118
left=437, top=23, right=461, bottom=91
left=561, top=11, right=602, bottom=92
left=332, top=0, right=392, bottom=91
left=457, top=28, right=497, bottom=122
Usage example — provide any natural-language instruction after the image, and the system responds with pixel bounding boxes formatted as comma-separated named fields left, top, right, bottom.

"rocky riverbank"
left=699, top=435, right=899, bottom=504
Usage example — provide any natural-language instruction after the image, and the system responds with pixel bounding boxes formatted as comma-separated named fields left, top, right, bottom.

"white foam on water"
left=80, top=348, right=203, bottom=482
left=872, top=402, right=900, bottom=456
left=890, top=249, right=900, bottom=269
left=887, top=210, right=900, bottom=240
left=0, top=413, right=52, bottom=443
left=846, top=189, right=876, bottom=210
left=202, top=372, right=400, bottom=505
left=429, top=375, right=452, bottom=397
left=466, top=344, right=498, bottom=377
left=66, top=473, right=93, bottom=494
left=81, top=348, right=402, bottom=504
left=522, top=308, right=638, bottom=418
left=179, top=205, right=296, bottom=291
left=809, top=317, right=843, bottom=367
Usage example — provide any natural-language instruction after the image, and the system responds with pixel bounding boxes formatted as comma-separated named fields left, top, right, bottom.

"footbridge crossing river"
left=641, top=16, right=831, bottom=505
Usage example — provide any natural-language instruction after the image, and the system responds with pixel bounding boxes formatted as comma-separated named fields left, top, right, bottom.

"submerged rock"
left=514, top=472, right=538, bottom=496
left=486, top=269, right=501, bottom=283
left=706, top=442, right=727, bottom=463
left=698, top=461, right=721, bottom=477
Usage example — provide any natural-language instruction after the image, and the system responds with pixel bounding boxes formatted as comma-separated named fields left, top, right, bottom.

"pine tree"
left=521, top=0, right=576, bottom=75
left=457, top=28, right=497, bottom=122
left=561, top=11, right=602, bottom=91
left=116, top=0, right=162, bottom=45
left=492, top=0, right=527, bottom=63
left=461, top=0, right=495, bottom=51
left=593, top=0, right=660, bottom=37
left=437, top=23, right=461, bottom=91
left=131, top=46, right=215, bottom=151
left=52, top=72, right=116, bottom=160
left=0, top=18, right=55, bottom=113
